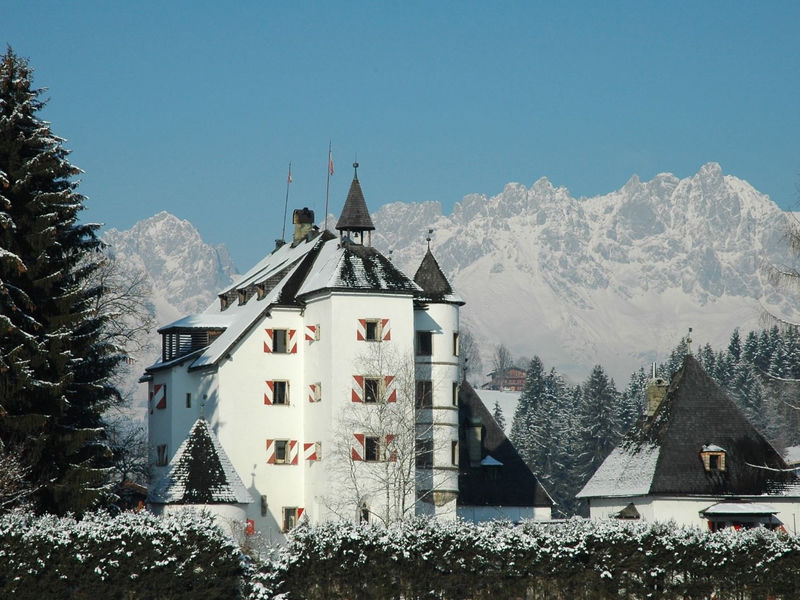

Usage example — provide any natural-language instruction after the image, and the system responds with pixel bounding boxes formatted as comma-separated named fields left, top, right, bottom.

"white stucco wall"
left=587, top=495, right=800, bottom=532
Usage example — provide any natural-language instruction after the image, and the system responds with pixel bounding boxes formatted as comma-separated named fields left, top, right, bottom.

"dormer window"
left=700, top=444, right=726, bottom=472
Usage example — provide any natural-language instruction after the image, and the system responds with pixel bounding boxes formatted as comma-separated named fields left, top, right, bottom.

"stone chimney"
left=646, top=363, right=668, bottom=417
left=293, top=207, right=314, bottom=243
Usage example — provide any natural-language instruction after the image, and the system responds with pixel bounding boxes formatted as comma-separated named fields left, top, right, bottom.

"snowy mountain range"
left=371, top=162, right=799, bottom=382
left=104, top=163, right=800, bottom=400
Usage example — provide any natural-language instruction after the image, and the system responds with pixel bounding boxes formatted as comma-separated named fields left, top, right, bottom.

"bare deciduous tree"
left=458, top=326, right=483, bottom=385
left=324, top=344, right=449, bottom=525
left=492, top=344, right=513, bottom=388
left=0, top=443, right=35, bottom=513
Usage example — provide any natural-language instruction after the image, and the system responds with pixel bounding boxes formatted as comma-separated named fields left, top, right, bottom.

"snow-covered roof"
left=149, top=419, right=253, bottom=505
left=700, top=502, right=778, bottom=516
left=158, top=314, right=235, bottom=332
left=576, top=444, right=660, bottom=498
left=579, top=356, right=798, bottom=500
left=413, top=247, right=464, bottom=305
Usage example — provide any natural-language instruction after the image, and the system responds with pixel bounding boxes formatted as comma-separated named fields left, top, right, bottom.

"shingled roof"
left=578, top=355, right=797, bottom=499
left=413, top=247, right=464, bottom=305
left=335, top=164, right=375, bottom=233
left=458, top=382, right=553, bottom=508
left=149, top=419, right=253, bottom=505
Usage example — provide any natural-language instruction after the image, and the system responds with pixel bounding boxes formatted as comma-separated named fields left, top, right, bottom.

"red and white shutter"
left=381, top=318, right=391, bottom=341
left=308, top=383, right=322, bottom=403
left=297, top=507, right=305, bottom=519
left=263, top=328, right=273, bottom=353
left=305, top=324, right=318, bottom=342
left=289, top=440, right=299, bottom=465
left=266, top=439, right=276, bottom=464
left=303, top=442, right=320, bottom=461
left=351, top=375, right=364, bottom=403
left=288, top=329, right=298, bottom=353
left=153, top=384, right=167, bottom=410
left=384, top=375, right=397, bottom=402
left=385, top=434, right=397, bottom=462
left=352, top=433, right=365, bottom=461
left=264, top=380, right=274, bottom=405
left=356, top=319, right=367, bottom=341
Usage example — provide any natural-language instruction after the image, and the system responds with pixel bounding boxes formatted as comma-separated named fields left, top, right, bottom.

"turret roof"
left=335, top=164, right=375, bottom=233
left=413, top=247, right=464, bottom=305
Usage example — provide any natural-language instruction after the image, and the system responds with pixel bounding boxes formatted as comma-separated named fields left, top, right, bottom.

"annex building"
left=578, top=355, right=800, bottom=531
left=144, top=165, right=551, bottom=541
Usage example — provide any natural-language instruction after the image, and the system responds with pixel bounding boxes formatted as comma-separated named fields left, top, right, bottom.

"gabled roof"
left=335, top=165, right=374, bottom=233
left=149, top=419, right=253, bottom=505
left=578, top=355, right=797, bottom=499
left=458, top=382, right=553, bottom=508
left=413, top=247, right=464, bottom=305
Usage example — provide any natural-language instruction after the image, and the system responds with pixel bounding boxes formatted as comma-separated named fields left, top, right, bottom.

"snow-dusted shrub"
left=246, top=517, right=800, bottom=600
left=0, top=509, right=244, bottom=599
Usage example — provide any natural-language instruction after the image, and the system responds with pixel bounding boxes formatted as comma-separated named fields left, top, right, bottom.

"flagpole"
left=324, top=142, right=332, bottom=231
left=281, top=161, right=292, bottom=242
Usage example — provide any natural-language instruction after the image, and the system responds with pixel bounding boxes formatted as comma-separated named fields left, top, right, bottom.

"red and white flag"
left=328, top=151, right=334, bottom=176
left=287, top=163, right=293, bottom=184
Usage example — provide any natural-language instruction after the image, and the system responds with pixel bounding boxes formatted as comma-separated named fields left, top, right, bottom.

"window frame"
left=451, top=440, right=459, bottom=466
left=416, top=331, right=433, bottom=356
left=364, top=436, right=382, bottom=462
left=282, top=507, right=299, bottom=532
left=272, top=329, right=288, bottom=353
left=363, top=377, right=382, bottom=404
left=156, top=444, right=168, bottom=466
left=364, top=319, right=380, bottom=342
left=453, top=332, right=459, bottom=356
left=416, top=438, right=434, bottom=468
left=274, top=439, right=289, bottom=464
left=272, top=380, right=290, bottom=405
left=416, top=380, right=433, bottom=408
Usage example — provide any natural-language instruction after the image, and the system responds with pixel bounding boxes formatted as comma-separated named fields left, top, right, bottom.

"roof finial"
left=686, top=327, right=693, bottom=356
left=426, top=228, right=434, bottom=250
left=200, top=401, right=206, bottom=421
left=353, top=161, right=359, bottom=180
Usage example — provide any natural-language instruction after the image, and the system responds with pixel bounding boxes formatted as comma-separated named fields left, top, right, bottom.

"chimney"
left=293, top=207, right=315, bottom=243
left=646, top=363, right=668, bottom=417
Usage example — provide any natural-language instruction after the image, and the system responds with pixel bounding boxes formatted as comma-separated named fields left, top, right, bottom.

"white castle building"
left=144, top=164, right=551, bottom=540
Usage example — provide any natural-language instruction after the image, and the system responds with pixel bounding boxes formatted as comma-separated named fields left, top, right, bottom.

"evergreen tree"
left=491, top=400, right=506, bottom=431
left=509, top=356, right=546, bottom=456
left=0, top=49, right=121, bottom=514
left=619, top=367, right=647, bottom=434
left=574, top=365, right=622, bottom=488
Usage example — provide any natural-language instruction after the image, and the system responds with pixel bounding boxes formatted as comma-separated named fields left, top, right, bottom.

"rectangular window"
left=453, top=332, right=459, bottom=356
left=282, top=507, right=299, bottom=532
left=452, top=382, right=459, bottom=407
left=451, top=440, right=459, bottom=466
left=365, top=436, right=382, bottom=462
left=416, top=438, right=433, bottom=467
left=364, top=377, right=381, bottom=403
left=186, top=393, right=191, bottom=408
left=365, top=320, right=380, bottom=341
left=416, top=331, right=433, bottom=356
left=156, top=444, right=168, bottom=466
left=273, top=329, right=288, bottom=353
left=273, top=380, right=289, bottom=405
left=416, top=380, right=433, bottom=408
left=274, top=440, right=289, bottom=464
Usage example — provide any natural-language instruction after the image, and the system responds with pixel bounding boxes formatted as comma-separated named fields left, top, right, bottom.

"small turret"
left=336, top=162, right=375, bottom=246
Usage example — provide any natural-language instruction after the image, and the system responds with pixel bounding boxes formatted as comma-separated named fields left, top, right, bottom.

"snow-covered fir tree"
left=574, top=365, right=622, bottom=485
left=0, top=48, right=121, bottom=514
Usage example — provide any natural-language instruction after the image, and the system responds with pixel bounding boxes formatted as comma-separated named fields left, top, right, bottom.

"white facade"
left=146, top=226, right=474, bottom=540
left=587, top=495, right=800, bottom=533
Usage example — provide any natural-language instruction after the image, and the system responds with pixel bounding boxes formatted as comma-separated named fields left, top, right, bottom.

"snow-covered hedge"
left=0, top=510, right=243, bottom=599
left=250, top=518, right=800, bottom=599
left=4, top=513, right=800, bottom=599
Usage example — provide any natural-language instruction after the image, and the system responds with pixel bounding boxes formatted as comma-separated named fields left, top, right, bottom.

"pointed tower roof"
left=578, top=355, right=796, bottom=499
left=335, top=162, right=375, bottom=234
left=413, top=247, right=464, bottom=304
left=149, top=419, right=253, bottom=505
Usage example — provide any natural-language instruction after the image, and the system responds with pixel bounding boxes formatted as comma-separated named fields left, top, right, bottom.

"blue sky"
left=5, top=2, right=800, bottom=269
